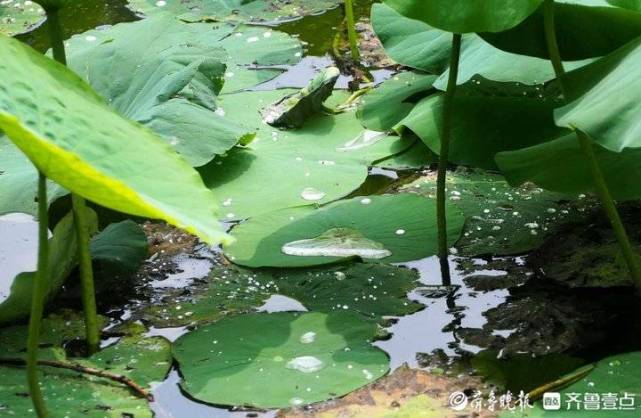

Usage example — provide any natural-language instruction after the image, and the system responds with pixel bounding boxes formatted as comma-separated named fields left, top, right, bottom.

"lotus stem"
left=436, top=34, right=462, bottom=284
left=71, top=195, right=101, bottom=353
left=26, top=173, right=50, bottom=418
left=528, top=364, right=594, bottom=401
left=344, top=0, right=360, bottom=61
left=45, top=6, right=101, bottom=353
left=543, top=0, right=641, bottom=289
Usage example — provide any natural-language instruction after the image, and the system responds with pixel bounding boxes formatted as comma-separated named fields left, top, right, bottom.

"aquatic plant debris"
left=262, top=66, right=340, bottom=128
left=172, top=311, right=389, bottom=408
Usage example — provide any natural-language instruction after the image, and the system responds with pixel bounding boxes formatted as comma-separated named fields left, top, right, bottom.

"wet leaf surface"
left=400, top=169, right=587, bottom=256
left=0, top=0, right=45, bottom=36
left=173, top=311, right=389, bottom=409
left=127, top=0, right=342, bottom=24
left=200, top=89, right=411, bottom=220
left=225, top=194, right=464, bottom=267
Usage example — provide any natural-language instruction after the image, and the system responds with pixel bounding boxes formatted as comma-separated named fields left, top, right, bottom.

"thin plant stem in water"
left=26, top=173, right=50, bottom=418
left=344, top=0, right=360, bottom=61
left=45, top=6, right=101, bottom=353
left=543, top=0, right=641, bottom=289
left=437, top=33, right=462, bottom=285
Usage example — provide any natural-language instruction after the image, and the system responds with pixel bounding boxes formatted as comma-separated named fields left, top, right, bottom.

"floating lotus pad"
left=0, top=334, right=171, bottom=417
left=272, top=263, right=424, bottom=319
left=224, top=194, right=464, bottom=267
left=173, top=311, right=390, bottom=408
left=401, top=170, right=586, bottom=256
left=127, top=0, right=342, bottom=24
left=0, top=34, right=229, bottom=245
left=199, top=89, right=412, bottom=220
left=0, top=0, right=45, bottom=36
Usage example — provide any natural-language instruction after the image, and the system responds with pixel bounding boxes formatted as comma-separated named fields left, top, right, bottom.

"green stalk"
left=436, top=34, right=462, bottom=283
left=45, top=6, right=100, bottom=352
left=26, top=173, right=50, bottom=418
left=543, top=0, right=641, bottom=289
left=72, top=195, right=100, bottom=353
left=344, top=0, right=360, bottom=61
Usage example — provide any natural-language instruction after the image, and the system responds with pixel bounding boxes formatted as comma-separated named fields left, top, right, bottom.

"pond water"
left=9, top=1, right=641, bottom=417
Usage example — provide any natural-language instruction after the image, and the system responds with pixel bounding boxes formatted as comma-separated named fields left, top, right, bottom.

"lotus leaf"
left=0, top=333, right=171, bottom=417
left=481, top=0, right=641, bottom=60
left=173, top=311, right=389, bottom=408
left=199, top=89, right=412, bottom=220
left=224, top=194, right=464, bottom=267
left=0, top=34, right=229, bottom=245
left=384, top=0, right=544, bottom=34
left=127, top=0, right=342, bottom=24
left=0, top=0, right=45, bottom=36
left=401, top=170, right=585, bottom=256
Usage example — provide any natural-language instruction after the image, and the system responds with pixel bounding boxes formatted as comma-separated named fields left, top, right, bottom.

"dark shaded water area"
left=6, top=1, right=641, bottom=417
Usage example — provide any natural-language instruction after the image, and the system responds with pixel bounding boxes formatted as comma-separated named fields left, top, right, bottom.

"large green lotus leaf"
left=496, top=133, right=641, bottom=200
left=90, top=220, right=148, bottom=280
left=374, top=138, right=434, bottom=170
left=556, top=37, right=641, bottom=152
left=370, top=3, right=452, bottom=73
left=400, top=170, right=584, bottom=256
left=0, top=335, right=171, bottom=418
left=0, top=0, right=45, bottom=36
left=224, top=194, right=464, bottom=268
left=357, top=71, right=437, bottom=132
left=0, top=138, right=66, bottom=216
left=0, top=210, right=98, bottom=326
left=199, top=89, right=412, bottom=220
left=173, top=311, right=389, bottom=408
left=395, top=82, right=567, bottom=170
left=0, top=34, right=229, bottom=245
left=384, top=0, right=544, bottom=34
left=127, top=0, right=341, bottom=24
left=482, top=0, right=641, bottom=60
left=502, top=351, right=641, bottom=417
left=433, top=35, right=592, bottom=89
left=64, top=15, right=255, bottom=166
left=273, top=263, right=423, bottom=319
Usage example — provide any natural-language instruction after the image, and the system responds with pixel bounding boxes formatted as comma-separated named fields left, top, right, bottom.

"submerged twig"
left=0, top=358, right=153, bottom=401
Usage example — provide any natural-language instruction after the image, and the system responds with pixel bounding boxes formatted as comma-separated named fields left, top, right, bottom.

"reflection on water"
left=376, top=256, right=510, bottom=369
left=0, top=213, right=46, bottom=303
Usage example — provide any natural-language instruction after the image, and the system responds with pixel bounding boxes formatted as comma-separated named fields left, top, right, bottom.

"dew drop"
left=395, top=229, right=406, bottom=235
left=360, top=198, right=371, bottom=205
left=299, top=332, right=316, bottom=344
left=300, top=187, right=326, bottom=201
left=286, top=356, right=325, bottom=373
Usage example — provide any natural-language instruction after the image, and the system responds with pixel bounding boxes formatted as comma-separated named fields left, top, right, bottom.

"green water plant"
left=0, top=3, right=229, bottom=415
left=539, top=0, right=641, bottom=287
left=383, top=0, right=544, bottom=281
left=345, top=0, right=360, bottom=60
